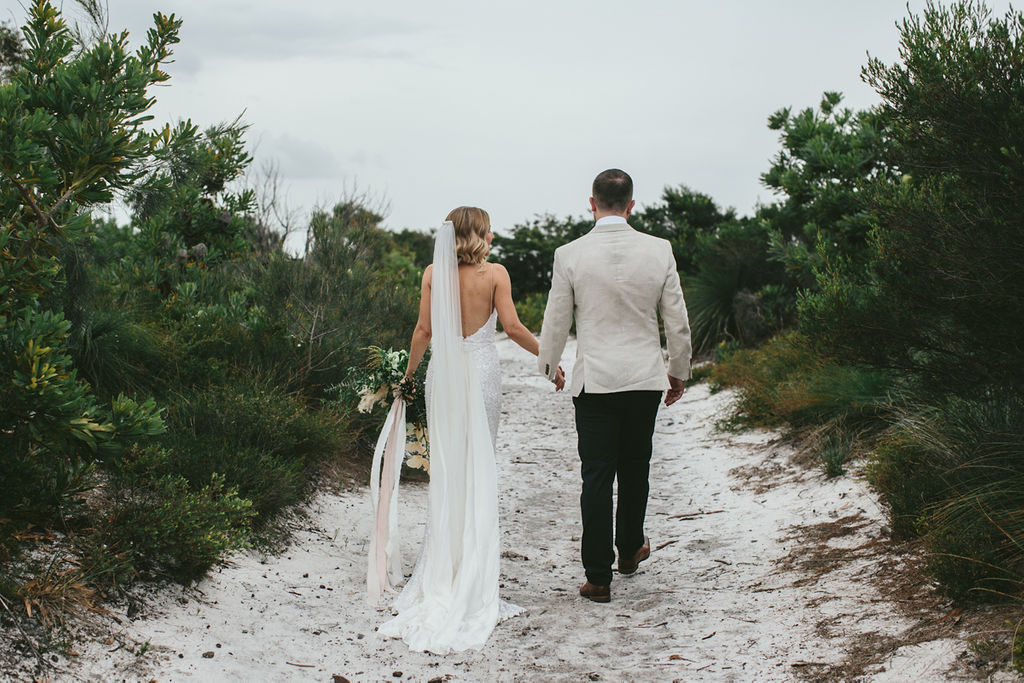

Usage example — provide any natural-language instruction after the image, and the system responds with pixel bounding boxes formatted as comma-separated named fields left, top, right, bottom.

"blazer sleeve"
left=537, top=247, right=573, bottom=381
left=658, top=244, right=692, bottom=380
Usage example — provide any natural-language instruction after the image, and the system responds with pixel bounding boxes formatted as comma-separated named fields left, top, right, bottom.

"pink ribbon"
left=367, top=398, right=406, bottom=603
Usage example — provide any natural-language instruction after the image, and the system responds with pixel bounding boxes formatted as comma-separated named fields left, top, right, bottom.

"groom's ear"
left=625, top=199, right=635, bottom=218
left=589, top=197, right=597, bottom=213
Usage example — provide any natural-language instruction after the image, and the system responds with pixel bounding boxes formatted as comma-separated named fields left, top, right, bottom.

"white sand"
left=31, top=337, right=986, bottom=682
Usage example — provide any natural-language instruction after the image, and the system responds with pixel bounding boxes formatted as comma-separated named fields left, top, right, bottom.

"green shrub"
left=166, top=275, right=294, bottom=389
left=689, top=363, right=713, bottom=384
left=152, top=442, right=304, bottom=523
left=868, top=430, right=946, bottom=538
left=682, top=217, right=790, bottom=353
left=869, top=394, right=1024, bottom=600
left=0, top=306, right=111, bottom=464
left=104, top=471, right=253, bottom=579
left=162, top=379, right=343, bottom=464
left=0, top=0, right=181, bottom=572
left=685, top=266, right=741, bottom=353
left=155, top=380, right=346, bottom=523
left=251, top=208, right=421, bottom=395
left=68, top=310, right=166, bottom=398
left=800, top=2, right=1024, bottom=399
left=0, top=2, right=421, bottom=627
left=794, top=363, right=897, bottom=427
left=0, top=451, right=97, bottom=532
left=710, top=333, right=819, bottom=427
left=925, top=477, right=1024, bottom=601
left=820, top=430, right=853, bottom=479
left=0, top=308, right=165, bottom=528
left=711, top=332, right=896, bottom=431
left=514, top=292, right=548, bottom=334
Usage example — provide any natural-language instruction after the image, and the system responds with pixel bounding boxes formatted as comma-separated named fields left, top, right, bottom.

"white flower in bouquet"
left=357, top=383, right=390, bottom=413
left=405, top=421, right=430, bottom=473
left=384, top=350, right=406, bottom=378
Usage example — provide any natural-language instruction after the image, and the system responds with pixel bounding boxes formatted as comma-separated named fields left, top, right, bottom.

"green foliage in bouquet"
left=330, top=346, right=430, bottom=472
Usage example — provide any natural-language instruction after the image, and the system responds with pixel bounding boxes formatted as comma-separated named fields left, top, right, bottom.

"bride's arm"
left=403, top=265, right=433, bottom=380
left=493, top=263, right=538, bottom=356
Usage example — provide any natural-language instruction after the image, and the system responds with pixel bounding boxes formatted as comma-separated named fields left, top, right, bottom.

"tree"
left=631, top=185, right=736, bottom=276
left=0, top=21, right=26, bottom=81
left=801, top=0, right=1024, bottom=397
left=490, top=213, right=591, bottom=300
left=0, top=0, right=178, bottom=527
left=761, top=92, right=893, bottom=290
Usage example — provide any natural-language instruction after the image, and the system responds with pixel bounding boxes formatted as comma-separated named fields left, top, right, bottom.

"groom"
left=538, top=169, right=691, bottom=603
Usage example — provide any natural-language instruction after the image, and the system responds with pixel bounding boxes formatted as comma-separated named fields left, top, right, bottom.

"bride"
left=377, top=206, right=564, bottom=654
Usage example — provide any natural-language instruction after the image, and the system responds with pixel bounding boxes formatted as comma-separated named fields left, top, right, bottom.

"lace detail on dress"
left=463, top=308, right=524, bottom=622
left=462, top=308, right=501, bottom=445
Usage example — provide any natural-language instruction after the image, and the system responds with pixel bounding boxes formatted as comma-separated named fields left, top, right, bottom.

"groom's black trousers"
left=572, top=389, right=662, bottom=587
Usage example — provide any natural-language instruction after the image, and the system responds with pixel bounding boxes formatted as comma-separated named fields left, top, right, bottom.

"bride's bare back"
left=403, top=258, right=560, bottom=388
left=414, top=262, right=525, bottom=343
left=457, top=263, right=496, bottom=337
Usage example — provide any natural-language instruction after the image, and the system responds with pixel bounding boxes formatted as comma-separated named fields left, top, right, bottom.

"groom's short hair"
left=592, top=169, right=633, bottom=213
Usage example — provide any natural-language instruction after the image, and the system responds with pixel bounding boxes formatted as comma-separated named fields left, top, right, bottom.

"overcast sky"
left=3, top=1, right=1016, bottom=240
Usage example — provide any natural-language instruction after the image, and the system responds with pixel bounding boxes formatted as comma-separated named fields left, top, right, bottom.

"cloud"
left=103, top=1, right=429, bottom=77
left=172, top=3, right=427, bottom=63
left=251, top=130, right=339, bottom=180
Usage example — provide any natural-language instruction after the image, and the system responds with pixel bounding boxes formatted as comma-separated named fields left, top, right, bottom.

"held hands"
left=553, top=365, right=566, bottom=392
left=664, top=374, right=686, bottom=406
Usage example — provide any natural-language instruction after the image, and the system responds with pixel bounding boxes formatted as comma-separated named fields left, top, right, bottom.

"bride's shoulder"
left=490, top=262, right=511, bottom=283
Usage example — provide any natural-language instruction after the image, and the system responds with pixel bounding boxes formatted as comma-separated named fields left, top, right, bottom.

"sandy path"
left=53, top=337, right=977, bottom=682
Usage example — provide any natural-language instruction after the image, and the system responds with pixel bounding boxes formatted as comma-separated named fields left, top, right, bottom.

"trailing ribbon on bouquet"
left=367, top=396, right=406, bottom=604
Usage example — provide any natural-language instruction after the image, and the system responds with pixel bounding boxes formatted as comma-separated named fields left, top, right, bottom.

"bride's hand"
left=398, top=375, right=418, bottom=402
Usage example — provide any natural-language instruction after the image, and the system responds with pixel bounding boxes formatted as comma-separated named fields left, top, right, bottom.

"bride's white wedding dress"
left=377, top=224, right=522, bottom=654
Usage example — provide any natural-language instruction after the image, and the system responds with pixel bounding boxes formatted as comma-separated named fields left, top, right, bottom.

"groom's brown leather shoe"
left=579, top=582, right=610, bottom=603
left=618, top=536, right=651, bottom=575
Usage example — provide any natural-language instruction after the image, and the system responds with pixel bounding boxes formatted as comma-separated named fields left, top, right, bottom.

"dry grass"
left=1, top=531, right=110, bottom=626
left=769, top=484, right=1021, bottom=681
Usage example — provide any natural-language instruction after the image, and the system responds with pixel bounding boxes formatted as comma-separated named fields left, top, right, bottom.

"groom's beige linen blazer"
left=538, top=218, right=692, bottom=397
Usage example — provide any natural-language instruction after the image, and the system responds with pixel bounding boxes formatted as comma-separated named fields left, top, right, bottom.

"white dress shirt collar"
left=595, top=215, right=628, bottom=226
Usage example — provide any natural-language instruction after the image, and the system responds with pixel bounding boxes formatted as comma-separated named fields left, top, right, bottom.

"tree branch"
left=2, top=170, right=47, bottom=229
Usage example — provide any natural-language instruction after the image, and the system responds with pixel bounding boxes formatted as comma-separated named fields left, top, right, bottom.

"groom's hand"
left=553, top=365, right=566, bottom=392
left=664, top=374, right=686, bottom=406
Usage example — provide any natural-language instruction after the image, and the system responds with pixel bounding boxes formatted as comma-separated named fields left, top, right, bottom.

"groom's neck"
left=592, top=210, right=630, bottom=222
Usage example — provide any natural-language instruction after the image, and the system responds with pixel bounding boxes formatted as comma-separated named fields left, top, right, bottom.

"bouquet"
left=335, top=346, right=430, bottom=472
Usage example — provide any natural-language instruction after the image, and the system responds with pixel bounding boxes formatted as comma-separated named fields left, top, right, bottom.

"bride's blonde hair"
left=446, top=206, right=491, bottom=265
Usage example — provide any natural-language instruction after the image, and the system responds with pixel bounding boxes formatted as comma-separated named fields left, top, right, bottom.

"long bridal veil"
left=377, top=221, right=502, bottom=654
